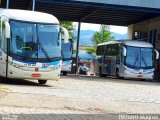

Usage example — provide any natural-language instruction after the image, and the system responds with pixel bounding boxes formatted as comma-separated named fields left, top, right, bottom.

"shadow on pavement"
left=0, top=77, right=51, bottom=87
left=61, top=74, right=160, bottom=87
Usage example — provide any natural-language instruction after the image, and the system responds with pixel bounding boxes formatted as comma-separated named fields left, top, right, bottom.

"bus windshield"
left=61, top=42, right=72, bottom=59
left=125, top=46, right=153, bottom=69
left=10, top=21, right=60, bottom=60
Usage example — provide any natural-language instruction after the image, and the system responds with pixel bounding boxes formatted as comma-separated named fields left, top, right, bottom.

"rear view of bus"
left=0, top=9, right=69, bottom=84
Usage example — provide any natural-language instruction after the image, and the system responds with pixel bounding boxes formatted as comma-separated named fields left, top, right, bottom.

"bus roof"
left=97, top=40, right=153, bottom=48
left=0, top=9, right=59, bottom=24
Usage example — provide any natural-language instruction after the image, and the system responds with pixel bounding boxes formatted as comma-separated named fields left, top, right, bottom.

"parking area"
left=0, top=75, right=160, bottom=115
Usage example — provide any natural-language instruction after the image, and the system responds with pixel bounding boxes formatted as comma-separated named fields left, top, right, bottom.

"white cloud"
left=74, top=22, right=127, bottom=34
left=110, top=25, right=127, bottom=34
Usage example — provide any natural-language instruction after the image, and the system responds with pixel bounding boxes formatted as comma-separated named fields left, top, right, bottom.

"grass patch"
left=0, top=85, right=6, bottom=92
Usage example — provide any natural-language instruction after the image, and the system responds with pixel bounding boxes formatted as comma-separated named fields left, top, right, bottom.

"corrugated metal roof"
left=73, top=0, right=160, bottom=9
left=1, top=0, right=160, bottom=26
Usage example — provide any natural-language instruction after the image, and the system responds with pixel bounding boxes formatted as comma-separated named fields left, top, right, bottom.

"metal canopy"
left=1, top=0, right=160, bottom=26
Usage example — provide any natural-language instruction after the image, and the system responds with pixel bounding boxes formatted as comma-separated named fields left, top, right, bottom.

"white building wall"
left=127, top=24, right=133, bottom=39
left=128, top=16, right=160, bottom=49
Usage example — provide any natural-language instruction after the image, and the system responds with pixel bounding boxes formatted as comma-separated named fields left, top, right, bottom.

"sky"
left=73, top=22, right=128, bottom=34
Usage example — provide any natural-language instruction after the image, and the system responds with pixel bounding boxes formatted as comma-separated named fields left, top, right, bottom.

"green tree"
left=60, top=21, right=76, bottom=40
left=92, top=25, right=115, bottom=46
left=85, top=47, right=96, bottom=54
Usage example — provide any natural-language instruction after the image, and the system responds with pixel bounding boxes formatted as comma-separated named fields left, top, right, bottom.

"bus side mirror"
left=122, top=47, right=126, bottom=56
left=154, top=49, right=159, bottom=60
left=61, top=27, right=69, bottom=43
left=5, top=21, right=10, bottom=39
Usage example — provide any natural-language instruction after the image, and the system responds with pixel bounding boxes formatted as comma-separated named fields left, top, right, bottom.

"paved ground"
left=0, top=75, right=160, bottom=119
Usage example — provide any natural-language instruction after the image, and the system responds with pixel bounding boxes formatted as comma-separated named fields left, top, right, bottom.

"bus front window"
left=61, top=42, right=72, bottom=60
left=141, top=48, right=153, bottom=68
left=10, top=21, right=60, bottom=61
left=10, top=21, right=37, bottom=58
left=37, top=24, right=60, bottom=58
left=125, top=46, right=140, bottom=68
left=125, top=46, right=153, bottom=69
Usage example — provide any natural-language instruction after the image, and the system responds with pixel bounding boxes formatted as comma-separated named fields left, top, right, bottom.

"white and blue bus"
left=0, top=9, right=69, bottom=84
left=61, top=39, right=73, bottom=75
left=95, top=40, right=159, bottom=80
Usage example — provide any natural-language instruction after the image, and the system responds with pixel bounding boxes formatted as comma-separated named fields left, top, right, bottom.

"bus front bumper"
left=124, top=70, right=154, bottom=80
left=7, top=64, right=61, bottom=80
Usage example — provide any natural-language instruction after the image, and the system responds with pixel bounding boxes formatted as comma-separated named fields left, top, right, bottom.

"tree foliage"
left=92, top=25, right=115, bottom=46
left=60, top=21, right=76, bottom=40
left=85, top=47, right=96, bottom=54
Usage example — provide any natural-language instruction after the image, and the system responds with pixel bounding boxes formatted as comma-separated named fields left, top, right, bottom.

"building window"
left=153, top=29, right=157, bottom=48
left=134, top=31, right=141, bottom=39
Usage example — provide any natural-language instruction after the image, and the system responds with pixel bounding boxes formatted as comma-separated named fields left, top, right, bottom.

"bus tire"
left=116, top=68, right=120, bottom=79
left=38, top=80, right=47, bottom=84
left=140, top=79, right=146, bottom=81
left=63, top=72, right=67, bottom=75
left=99, top=67, right=106, bottom=77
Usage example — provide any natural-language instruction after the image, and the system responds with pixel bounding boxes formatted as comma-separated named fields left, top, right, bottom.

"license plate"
left=137, top=75, right=143, bottom=78
left=32, top=74, right=41, bottom=78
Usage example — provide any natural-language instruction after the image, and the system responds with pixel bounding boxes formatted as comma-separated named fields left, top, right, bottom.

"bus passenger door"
left=0, top=18, right=7, bottom=78
left=104, top=45, right=112, bottom=75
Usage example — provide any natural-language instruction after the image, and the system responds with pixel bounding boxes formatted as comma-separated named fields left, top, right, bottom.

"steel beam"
left=75, top=22, right=81, bottom=74
left=6, top=0, right=9, bottom=9
left=32, top=0, right=36, bottom=11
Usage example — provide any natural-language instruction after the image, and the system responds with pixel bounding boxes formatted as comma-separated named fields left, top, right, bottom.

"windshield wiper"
left=141, top=54, right=148, bottom=67
left=133, top=54, right=139, bottom=68
left=39, top=43, right=51, bottom=62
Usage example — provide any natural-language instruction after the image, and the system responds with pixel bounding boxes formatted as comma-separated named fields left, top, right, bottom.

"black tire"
left=38, top=80, right=47, bottom=84
left=63, top=72, right=67, bottom=75
left=140, top=79, right=146, bottom=81
left=99, top=67, right=106, bottom=77
left=116, top=69, right=120, bottom=79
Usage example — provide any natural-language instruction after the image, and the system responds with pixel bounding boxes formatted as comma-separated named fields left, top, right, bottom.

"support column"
left=6, top=0, right=9, bottom=9
left=75, top=22, right=81, bottom=74
left=32, top=0, right=36, bottom=11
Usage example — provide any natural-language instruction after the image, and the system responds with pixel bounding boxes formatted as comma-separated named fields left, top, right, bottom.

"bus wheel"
left=38, top=80, right=47, bottom=84
left=99, top=67, right=106, bottom=77
left=63, top=72, right=67, bottom=75
left=116, top=69, right=120, bottom=79
left=140, top=79, right=145, bottom=81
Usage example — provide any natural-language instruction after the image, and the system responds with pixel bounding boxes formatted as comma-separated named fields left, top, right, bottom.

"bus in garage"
left=95, top=40, right=159, bottom=80
left=61, top=39, right=73, bottom=75
left=0, top=9, right=69, bottom=84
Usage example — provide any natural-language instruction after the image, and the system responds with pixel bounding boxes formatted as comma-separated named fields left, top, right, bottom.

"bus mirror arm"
left=61, top=27, right=69, bottom=43
left=154, top=49, right=159, bottom=60
left=5, top=21, right=10, bottom=39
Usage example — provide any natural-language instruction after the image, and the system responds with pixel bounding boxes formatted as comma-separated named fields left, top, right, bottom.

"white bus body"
left=61, top=39, right=73, bottom=75
left=0, top=9, right=69, bottom=84
left=95, top=40, right=159, bottom=80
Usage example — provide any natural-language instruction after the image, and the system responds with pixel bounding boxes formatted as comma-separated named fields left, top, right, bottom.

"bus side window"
left=112, top=44, right=119, bottom=56
left=96, top=45, right=105, bottom=56
left=0, top=18, right=7, bottom=52
left=105, top=45, right=112, bottom=56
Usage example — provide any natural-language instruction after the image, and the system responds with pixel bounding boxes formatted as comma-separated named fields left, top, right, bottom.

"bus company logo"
left=24, top=63, right=36, bottom=67
left=43, top=63, right=49, bottom=67
left=50, top=65, right=61, bottom=70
